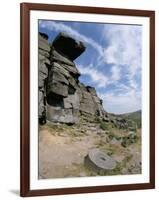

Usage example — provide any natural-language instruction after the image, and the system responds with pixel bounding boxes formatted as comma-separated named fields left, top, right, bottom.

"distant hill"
left=118, top=110, right=142, bottom=128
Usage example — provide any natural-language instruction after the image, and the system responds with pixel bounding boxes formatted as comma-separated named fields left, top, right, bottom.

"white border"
left=30, top=10, right=150, bottom=190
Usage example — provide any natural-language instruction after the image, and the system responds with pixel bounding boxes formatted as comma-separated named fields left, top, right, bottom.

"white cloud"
left=78, top=64, right=108, bottom=88
left=99, top=89, right=141, bottom=114
left=39, top=20, right=142, bottom=114
left=78, top=64, right=121, bottom=88
left=103, top=25, right=142, bottom=78
left=110, top=65, right=121, bottom=82
left=99, top=25, right=142, bottom=113
left=39, top=20, right=104, bottom=57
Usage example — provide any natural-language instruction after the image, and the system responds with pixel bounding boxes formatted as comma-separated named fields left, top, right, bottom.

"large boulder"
left=52, top=32, right=86, bottom=61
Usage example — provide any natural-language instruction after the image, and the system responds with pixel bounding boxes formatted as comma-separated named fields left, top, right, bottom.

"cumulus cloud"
left=39, top=20, right=104, bottom=57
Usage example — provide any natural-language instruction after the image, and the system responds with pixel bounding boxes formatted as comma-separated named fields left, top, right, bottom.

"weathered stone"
left=39, top=63, right=48, bottom=76
left=38, top=33, right=50, bottom=122
left=48, top=68, right=69, bottom=85
left=46, top=104, right=78, bottom=124
left=79, top=83, right=88, bottom=93
left=63, top=92, right=80, bottom=109
left=76, top=87, right=83, bottom=102
left=39, top=40, right=50, bottom=52
left=86, top=86, right=97, bottom=96
left=38, top=48, right=50, bottom=58
left=38, top=74, right=46, bottom=88
left=68, top=76, right=78, bottom=89
left=68, top=85, right=76, bottom=95
left=61, top=63, right=80, bottom=77
left=92, top=95, right=101, bottom=104
left=53, top=62, right=70, bottom=78
left=39, top=90, right=46, bottom=124
left=63, top=99, right=72, bottom=109
left=39, top=54, right=50, bottom=65
left=38, top=61, right=48, bottom=89
left=39, top=32, right=49, bottom=40
left=51, top=49, right=75, bottom=67
left=82, top=90, right=93, bottom=100
left=52, top=32, right=86, bottom=61
left=47, top=81, right=68, bottom=97
left=84, top=149, right=117, bottom=173
left=80, top=101, right=96, bottom=115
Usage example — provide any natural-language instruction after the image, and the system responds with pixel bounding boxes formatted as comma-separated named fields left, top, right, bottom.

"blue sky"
left=39, top=20, right=142, bottom=114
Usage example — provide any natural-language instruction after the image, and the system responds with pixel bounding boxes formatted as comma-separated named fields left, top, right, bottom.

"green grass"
left=98, top=120, right=113, bottom=131
left=119, top=110, right=141, bottom=128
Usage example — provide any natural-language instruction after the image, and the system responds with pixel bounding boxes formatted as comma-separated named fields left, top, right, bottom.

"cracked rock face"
left=38, top=32, right=107, bottom=124
left=38, top=33, right=50, bottom=124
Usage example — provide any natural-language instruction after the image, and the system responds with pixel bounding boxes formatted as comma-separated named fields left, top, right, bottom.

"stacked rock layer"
left=38, top=33, right=50, bottom=124
left=38, top=32, right=108, bottom=124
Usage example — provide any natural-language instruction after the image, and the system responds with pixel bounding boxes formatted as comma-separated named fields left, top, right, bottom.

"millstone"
left=84, top=149, right=117, bottom=173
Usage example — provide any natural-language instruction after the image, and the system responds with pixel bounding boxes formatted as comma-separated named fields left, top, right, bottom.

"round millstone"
left=84, top=149, right=117, bottom=173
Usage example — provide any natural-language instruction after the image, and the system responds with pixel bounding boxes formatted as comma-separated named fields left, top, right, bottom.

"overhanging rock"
left=38, top=32, right=108, bottom=124
left=52, top=32, right=86, bottom=61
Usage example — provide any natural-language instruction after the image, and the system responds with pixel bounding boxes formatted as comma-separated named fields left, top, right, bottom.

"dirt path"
left=39, top=122, right=141, bottom=179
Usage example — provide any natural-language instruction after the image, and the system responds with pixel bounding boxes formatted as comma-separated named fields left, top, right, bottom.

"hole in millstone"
left=100, top=157, right=106, bottom=161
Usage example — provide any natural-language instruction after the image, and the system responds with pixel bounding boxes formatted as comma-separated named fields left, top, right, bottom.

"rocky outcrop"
left=38, top=32, right=128, bottom=126
left=38, top=33, right=51, bottom=124
left=38, top=32, right=108, bottom=125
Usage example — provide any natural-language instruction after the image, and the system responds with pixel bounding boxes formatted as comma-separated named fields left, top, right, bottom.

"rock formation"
left=38, top=32, right=51, bottom=124
left=38, top=32, right=130, bottom=129
left=38, top=32, right=108, bottom=125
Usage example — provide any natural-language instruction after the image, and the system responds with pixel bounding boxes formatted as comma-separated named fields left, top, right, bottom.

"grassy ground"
left=38, top=119, right=141, bottom=179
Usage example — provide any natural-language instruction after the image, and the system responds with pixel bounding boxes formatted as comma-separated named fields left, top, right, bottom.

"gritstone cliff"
left=38, top=32, right=128, bottom=129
